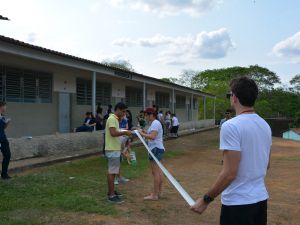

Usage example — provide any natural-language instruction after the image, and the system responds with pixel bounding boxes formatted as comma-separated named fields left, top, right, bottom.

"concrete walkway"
left=8, top=126, right=218, bottom=174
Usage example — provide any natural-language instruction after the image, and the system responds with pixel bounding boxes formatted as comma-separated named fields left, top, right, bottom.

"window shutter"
left=126, top=87, right=143, bottom=107
left=76, top=79, right=92, bottom=105
left=23, top=70, right=37, bottom=102
left=5, top=67, right=22, bottom=102
left=0, top=66, right=4, bottom=101
left=176, top=95, right=186, bottom=108
left=96, top=82, right=111, bottom=105
left=155, top=92, right=170, bottom=108
left=38, top=73, right=52, bottom=103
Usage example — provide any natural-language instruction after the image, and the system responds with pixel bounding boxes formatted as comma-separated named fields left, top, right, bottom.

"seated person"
left=75, top=112, right=96, bottom=132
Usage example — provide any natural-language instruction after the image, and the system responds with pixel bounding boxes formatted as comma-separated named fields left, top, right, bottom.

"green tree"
left=102, top=59, right=135, bottom=72
left=290, top=74, right=300, bottom=93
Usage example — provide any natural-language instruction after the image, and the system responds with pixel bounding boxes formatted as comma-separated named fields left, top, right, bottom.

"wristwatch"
left=203, top=194, right=214, bottom=204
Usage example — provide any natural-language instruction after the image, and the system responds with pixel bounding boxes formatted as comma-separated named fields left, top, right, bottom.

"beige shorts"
left=106, top=150, right=121, bottom=174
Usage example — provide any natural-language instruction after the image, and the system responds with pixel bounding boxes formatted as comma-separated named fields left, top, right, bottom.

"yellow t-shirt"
left=105, top=114, right=121, bottom=151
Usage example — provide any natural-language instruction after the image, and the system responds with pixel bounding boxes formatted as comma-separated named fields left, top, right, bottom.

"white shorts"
left=106, top=150, right=121, bottom=174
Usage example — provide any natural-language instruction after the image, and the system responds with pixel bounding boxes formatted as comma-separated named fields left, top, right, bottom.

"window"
left=176, top=95, right=186, bottom=108
left=96, top=82, right=111, bottom=105
left=126, top=87, right=143, bottom=107
left=193, top=98, right=198, bottom=109
left=155, top=92, right=170, bottom=108
left=77, top=79, right=112, bottom=105
left=0, top=65, right=52, bottom=103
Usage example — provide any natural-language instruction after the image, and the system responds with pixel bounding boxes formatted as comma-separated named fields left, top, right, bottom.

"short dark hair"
left=114, top=102, right=127, bottom=111
left=0, top=101, right=6, bottom=107
left=225, top=109, right=232, bottom=113
left=230, top=76, right=258, bottom=107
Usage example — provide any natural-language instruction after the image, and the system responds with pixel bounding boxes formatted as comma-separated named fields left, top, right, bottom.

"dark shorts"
left=148, top=147, right=164, bottom=161
left=220, top=200, right=267, bottom=225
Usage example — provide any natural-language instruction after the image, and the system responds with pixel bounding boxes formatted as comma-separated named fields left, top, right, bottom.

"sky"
left=0, top=0, right=300, bottom=85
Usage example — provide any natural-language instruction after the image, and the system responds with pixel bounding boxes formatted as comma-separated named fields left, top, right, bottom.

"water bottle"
left=130, top=151, right=137, bottom=166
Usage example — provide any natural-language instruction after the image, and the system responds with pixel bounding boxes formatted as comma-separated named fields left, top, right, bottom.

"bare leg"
left=144, top=162, right=162, bottom=200
left=107, top=174, right=116, bottom=196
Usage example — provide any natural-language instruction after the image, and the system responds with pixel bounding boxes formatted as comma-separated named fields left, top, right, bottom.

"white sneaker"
left=114, top=178, right=119, bottom=185
left=119, top=176, right=130, bottom=183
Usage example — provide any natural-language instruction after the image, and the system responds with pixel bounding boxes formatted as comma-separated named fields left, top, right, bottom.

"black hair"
left=230, top=76, right=258, bottom=107
left=114, top=102, right=127, bottom=111
left=0, top=101, right=6, bottom=107
left=85, top=112, right=91, bottom=116
left=108, top=104, right=112, bottom=109
left=225, top=109, right=232, bottom=113
left=96, top=105, right=103, bottom=114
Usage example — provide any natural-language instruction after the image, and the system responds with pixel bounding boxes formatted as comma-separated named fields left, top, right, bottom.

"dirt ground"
left=12, top=129, right=300, bottom=225
left=71, top=129, right=300, bottom=225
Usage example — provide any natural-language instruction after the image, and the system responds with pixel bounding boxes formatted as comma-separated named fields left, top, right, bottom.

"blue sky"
left=1, top=0, right=300, bottom=84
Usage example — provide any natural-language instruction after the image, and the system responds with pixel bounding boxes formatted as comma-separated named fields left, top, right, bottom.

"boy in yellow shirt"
left=105, top=102, right=132, bottom=203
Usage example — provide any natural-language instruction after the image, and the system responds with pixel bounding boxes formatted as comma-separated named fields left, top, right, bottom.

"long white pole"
left=134, top=130, right=195, bottom=206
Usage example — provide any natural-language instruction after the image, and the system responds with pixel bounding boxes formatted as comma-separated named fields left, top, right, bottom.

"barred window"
left=155, top=92, right=170, bottom=108
left=96, top=82, right=111, bottom=105
left=76, top=79, right=92, bottom=105
left=126, top=87, right=143, bottom=107
left=0, top=65, right=52, bottom=103
left=77, top=79, right=111, bottom=105
left=176, top=95, right=186, bottom=108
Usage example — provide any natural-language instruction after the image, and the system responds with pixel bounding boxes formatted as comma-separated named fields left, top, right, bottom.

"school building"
left=0, top=35, right=216, bottom=138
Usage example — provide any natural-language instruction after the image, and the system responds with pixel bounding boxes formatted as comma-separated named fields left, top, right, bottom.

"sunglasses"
left=226, top=92, right=233, bottom=99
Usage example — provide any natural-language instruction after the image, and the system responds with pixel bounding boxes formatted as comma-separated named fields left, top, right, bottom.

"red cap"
left=144, top=107, right=156, bottom=114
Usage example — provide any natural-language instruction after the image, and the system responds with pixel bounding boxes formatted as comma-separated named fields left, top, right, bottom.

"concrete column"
left=172, top=88, right=175, bottom=113
left=191, top=94, right=194, bottom=121
left=203, top=96, right=206, bottom=120
left=143, top=82, right=146, bottom=109
left=213, top=96, right=216, bottom=120
left=92, top=71, right=96, bottom=115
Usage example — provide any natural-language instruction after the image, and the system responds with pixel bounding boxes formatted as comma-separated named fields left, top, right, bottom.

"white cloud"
left=113, top=28, right=234, bottom=65
left=272, top=31, right=300, bottom=63
left=25, top=32, right=37, bottom=43
left=109, top=0, right=221, bottom=17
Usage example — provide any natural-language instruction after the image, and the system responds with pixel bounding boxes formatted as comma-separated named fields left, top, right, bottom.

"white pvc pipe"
left=134, top=130, right=195, bottom=206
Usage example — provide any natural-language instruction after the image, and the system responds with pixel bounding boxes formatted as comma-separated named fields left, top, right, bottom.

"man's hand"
left=123, top=130, right=132, bottom=136
left=191, top=198, right=208, bottom=214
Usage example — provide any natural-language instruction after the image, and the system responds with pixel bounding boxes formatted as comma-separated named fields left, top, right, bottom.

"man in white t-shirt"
left=191, top=77, right=272, bottom=225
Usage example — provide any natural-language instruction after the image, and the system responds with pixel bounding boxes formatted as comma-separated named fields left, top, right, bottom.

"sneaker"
left=114, top=178, right=119, bottom=185
left=114, top=191, right=123, bottom=197
left=108, top=195, right=124, bottom=204
left=1, top=175, right=12, bottom=180
left=107, top=191, right=123, bottom=197
left=119, top=176, right=130, bottom=184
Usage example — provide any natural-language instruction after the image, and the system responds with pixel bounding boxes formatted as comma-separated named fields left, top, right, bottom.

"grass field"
left=1, top=129, right=299, bottom=225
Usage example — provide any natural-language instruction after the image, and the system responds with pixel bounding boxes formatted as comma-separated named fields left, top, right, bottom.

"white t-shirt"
left=158, top=113, right=163, bottom=121
left=220, top=113, right=272, bottom=206
left=147, top=119, right=165, bottom=150
left=172, top=117, right=179, bottom=126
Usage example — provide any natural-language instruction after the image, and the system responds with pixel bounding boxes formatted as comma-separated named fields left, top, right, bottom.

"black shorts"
left=220, top=200, right=267, bottom=225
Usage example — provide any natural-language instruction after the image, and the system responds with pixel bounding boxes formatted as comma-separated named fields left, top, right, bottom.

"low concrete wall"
left=179, top=119, right=215, bottom=131
left=7, top=119, right=215, bottom=161
left=9, top=131, right=104, bottom=160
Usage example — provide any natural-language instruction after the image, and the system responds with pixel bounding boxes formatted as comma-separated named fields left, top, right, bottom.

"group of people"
left=103, top=76, right=272, bottom=225
left=104, top=103, right=166, bottom=203
left=0, top=76, right=273, bottom=225
left=75, top=104, right=180, bottom=139
left=137, top=106, right=180, bottom=138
